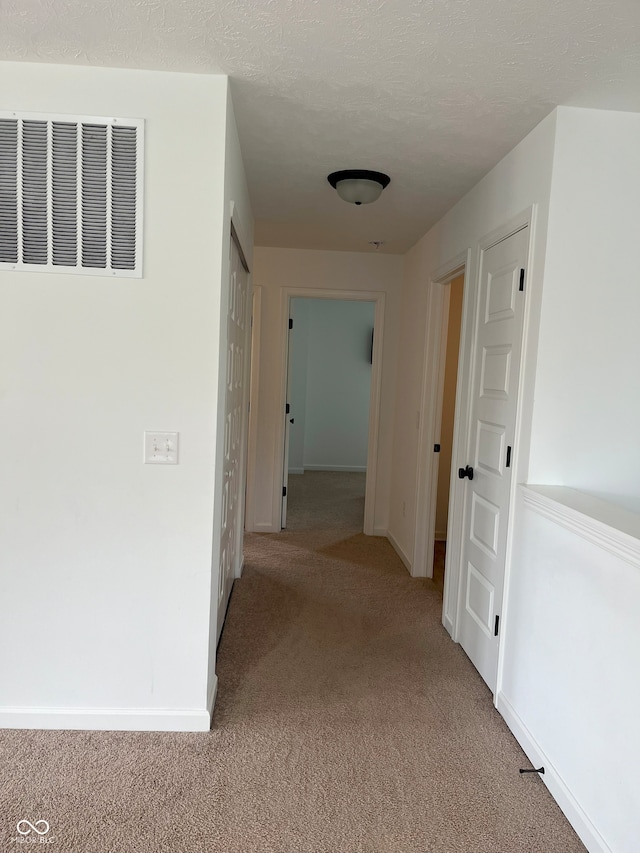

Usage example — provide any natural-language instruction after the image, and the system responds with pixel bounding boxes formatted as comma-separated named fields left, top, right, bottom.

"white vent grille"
left=0, top=111, right=143, bottom=277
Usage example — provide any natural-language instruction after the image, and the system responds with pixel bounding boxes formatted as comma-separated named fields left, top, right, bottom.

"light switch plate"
left=144, top=431, right=179, bottom=464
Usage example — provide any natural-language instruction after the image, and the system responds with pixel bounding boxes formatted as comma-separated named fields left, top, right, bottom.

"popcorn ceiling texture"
left=1, top=0, right=640, bottom=251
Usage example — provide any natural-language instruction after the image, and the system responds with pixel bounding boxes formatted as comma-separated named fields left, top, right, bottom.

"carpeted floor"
left=433, top=539, right=445, bottom=596
left=286, top=470, right=367, bottom=531
left=0, top=472, right=585, bottom=853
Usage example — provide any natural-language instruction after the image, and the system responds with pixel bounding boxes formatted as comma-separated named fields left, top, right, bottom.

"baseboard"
left=387, top=530, right=412, bottom=573
left=442, top=613, right=454, bottom=638
left=249, top=522, right=275, bottom=533
left=235, top=554, right=245, bottom=579
left=496, top=692, right=612, bottom=853
left=0, top=706, right=212, bottom=733
left=207, top=674, right=218, bottom=721
left=372, top=526, right=388, bottom=538
left=288, top=468, right=304, bottom=475
left=303, top=465, right=367, bottom=473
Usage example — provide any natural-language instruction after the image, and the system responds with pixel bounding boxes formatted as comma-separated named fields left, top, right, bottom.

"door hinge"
left=494, top=615, right=500, bottom=636
left=519, top=269, right=525, bottom=292
left=282, top=486, right=287, bottom=497
left=506, top=445, right=512, bottom=468
left=286, top=403, right=290, bottom=414
left=288, top=318, right=293, bottom=330
left=434, top=444, right=441, bottom=452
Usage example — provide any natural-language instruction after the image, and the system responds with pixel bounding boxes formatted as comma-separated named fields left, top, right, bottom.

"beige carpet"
left=433, top=539, right=446, bottom=597
left=0, top=472, right=585, bottom=853
left=286, top=470, right=367, bottom=531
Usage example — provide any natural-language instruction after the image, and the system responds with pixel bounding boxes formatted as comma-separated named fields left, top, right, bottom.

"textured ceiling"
left=2, top=0, right=640, bottom=253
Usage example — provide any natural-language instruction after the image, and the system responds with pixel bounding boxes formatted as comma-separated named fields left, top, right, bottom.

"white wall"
left=289, top=298, right=374, bottom=472
left=248, top=247, right=403, bottom=533
left=529, top=107, right=640, bottom=510
left=501, top=489, right=640, bottom=853
left=389, top=110, right=558, bottom=563
left=498, top=108, right=640, bottom=853
left=0, top=62, right=230, bottom=731
left=288, top=298, right=309, bottom=473
left=390, top=106, right=640, bottom=853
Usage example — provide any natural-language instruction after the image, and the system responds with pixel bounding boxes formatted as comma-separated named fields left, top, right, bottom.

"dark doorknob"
left=458, top=465, right=474, bottom=480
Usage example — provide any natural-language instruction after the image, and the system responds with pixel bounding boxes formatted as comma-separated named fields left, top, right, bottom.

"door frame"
left=275, top=287, right=386, bottom=536
left=243, top=285, right=262, bottom=538
left=231, top=225, right=253, bottom=583
left=414, top=207, right=539, bottom=667
left=227, top=210, right=253, bottom=585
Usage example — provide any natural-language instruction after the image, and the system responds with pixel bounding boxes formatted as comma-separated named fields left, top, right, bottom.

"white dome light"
left=327, top=170, right=391, bottom=205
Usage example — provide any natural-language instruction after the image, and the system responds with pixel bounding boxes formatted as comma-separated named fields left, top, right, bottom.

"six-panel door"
left=457, top=226, right=529, bottom=691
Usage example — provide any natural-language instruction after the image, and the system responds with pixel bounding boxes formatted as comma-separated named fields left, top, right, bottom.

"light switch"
left=144, top=431, right=179, bottom=464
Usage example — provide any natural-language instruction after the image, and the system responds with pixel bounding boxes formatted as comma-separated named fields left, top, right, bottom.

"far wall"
left=289, top=298, right=375, bottom=472
left=247, top=247, right=403, bottom=535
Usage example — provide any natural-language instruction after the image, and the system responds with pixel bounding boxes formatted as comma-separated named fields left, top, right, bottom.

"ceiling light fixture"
left=327, top=170, right=391, bottom=205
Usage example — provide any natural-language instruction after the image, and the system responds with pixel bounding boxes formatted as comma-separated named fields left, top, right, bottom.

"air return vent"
left=0, top=112, right=143, bottom=277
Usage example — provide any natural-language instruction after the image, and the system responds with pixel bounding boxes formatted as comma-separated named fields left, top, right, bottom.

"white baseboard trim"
left=496, top=692, right=612, bottom=853
left=288, top=467, right=304, bottom=475
left=249, top=522, right=275, bottom=533
left=387, top=530, right=412, bottom=573
left=0, top=705, right=212, bottom=733
left=372, top=526, right=388, bottom=537
left=303, top=465, right=367, bottom=473
left=235, top=555, right=245, bottom=579
left=207, top=674, right=218, bottom=721
left=442, top=613, right=454, bottom=638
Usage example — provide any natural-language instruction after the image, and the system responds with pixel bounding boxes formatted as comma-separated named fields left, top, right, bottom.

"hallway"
left=0, top=486, right=585, bottom=852
left=212, top=494, right=585, bottom=851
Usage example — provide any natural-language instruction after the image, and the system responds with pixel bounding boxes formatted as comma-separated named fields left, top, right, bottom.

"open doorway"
left=414, top=215, right=532, bottom=693
left=432, top=274, right=464, bottom=596
left=282, top=297, right=375, bottom=531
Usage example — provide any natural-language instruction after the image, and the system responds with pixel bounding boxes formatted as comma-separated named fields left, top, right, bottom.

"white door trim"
left=228, top=218, right=252, bottom=581
left=274, top=287, right=386, bottom=536
left=415, top=207, right=538, bottom=659
left=243, top=285, right=262, bottom=536
left=229, top=200, right=251, bottom=273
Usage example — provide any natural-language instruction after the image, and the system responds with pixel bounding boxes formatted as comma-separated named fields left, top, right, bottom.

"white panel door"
left=217, top=236, right=251, bottom=642
left=457, top=226, right=528, bottom=690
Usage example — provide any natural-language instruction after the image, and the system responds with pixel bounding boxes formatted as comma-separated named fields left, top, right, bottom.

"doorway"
left=432, top=273, right=464, bottom=597
left=414, top=213, right=532, bottom=696
left=216, top=227, right=252, bottom=642
left=275, top=288, right=386, bottom=536
left=282, top=297, right=375, bottom=531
